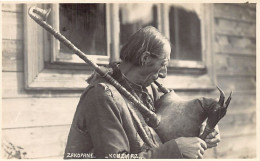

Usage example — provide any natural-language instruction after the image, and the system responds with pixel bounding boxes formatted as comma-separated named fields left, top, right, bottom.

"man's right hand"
left=175, top=137, right=207, bottom=159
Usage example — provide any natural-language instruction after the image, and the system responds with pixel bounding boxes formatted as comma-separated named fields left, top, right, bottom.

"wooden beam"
left=2, top=97, right=78, bottom=128
left=215, top=35, right=256, bottom=55
left=215, top=18, right=256, bottom=38
left=2, top=39, right=24, bottom=72
left=2, top=72, right=83, bottom=98
left=2, top=125, right=70, bottom=159
left=215, top=54, right=256, bottom=76
left=2, top=11, right=23, bottom=40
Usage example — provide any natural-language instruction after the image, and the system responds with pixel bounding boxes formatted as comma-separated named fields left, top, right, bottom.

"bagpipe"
left=154, top=81, right=231, bottom=142
left=28, top=6, right=232, bottom=146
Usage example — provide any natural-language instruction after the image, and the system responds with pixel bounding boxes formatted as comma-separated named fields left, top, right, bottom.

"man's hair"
left=120, top=26, right=171, bottom=66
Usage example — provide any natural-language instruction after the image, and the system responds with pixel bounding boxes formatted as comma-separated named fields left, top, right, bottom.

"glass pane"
left=169, top=5, right=202, bottom=61
left=59, top=4, right=107, bottom=60
left=119, top=4, right=158, bottom=47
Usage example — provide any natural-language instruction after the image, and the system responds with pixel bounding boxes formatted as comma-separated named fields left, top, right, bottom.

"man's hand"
left=199, top=123, right=221, bottom=148
left=175, top=137, right=207, bottom=159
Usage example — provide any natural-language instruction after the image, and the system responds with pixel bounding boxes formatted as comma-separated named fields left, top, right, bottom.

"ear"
left=140, top=51, right=152, bottom=66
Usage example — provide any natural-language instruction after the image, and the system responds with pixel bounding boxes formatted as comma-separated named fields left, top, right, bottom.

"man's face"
left=140, top=44, right=171, bottom=87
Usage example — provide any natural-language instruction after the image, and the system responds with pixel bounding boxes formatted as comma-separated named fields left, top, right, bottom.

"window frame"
left=159, top=4, right=206, bottom=68
left=24, top=3, right=119, bottom=90
left=157, top=4, right=216, bottom=90
left=24, top=3, right=215, bottom=91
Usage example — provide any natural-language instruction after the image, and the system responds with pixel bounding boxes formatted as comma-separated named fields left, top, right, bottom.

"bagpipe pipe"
left=28, top=6, right=232, bottom=146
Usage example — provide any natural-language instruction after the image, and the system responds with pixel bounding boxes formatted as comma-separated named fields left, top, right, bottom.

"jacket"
left=64, top=67, right=183, bottom=159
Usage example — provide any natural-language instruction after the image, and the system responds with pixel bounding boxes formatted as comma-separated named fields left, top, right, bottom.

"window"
left=157, top=4, right=215, bottom=89
left=119, top=4, right=158, bottom=47
left=169, top=5, right=202, bottom=61
left=24, top=3, right=215, bottom=90
left=52, top=4, right=109, bottom=64
left=59, top=4, right=107, bottom=60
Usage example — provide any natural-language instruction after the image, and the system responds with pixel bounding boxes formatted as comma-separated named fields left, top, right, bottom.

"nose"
left=158, top=66, right=167, bottom=78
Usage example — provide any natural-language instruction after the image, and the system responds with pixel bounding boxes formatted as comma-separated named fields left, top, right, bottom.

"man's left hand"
left=199, top=123, right=221, bottom=148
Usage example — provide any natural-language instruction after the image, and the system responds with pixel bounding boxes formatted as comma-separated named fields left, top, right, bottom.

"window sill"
left=55, top=53, right=110, bottom=65
left=25, top=68, right=92, bottom=90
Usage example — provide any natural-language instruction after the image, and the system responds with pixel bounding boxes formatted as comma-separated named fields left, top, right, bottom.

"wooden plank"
left=2, top=72, right=83, bottom=98
left=224, top=93, right=256, bottom=112
left=215, top=134, right=256, bottom=158
left=216, top=75, right=256, bottom=92
left=2, top=39, right=24, bottom=72
left=214, top=4, right=256, bottom=22
left=2, top=72, right=27, bottom=98
left=29, top=69, right=92, bottom=89
left=215, top=18, right=256, bottom=38
left=2, top=11, right=23, bottom=40
left=214, top=35, right=256, bottom=55
left=162, top=74, right=215, bottom=90
left=2, top=3, right=23, bottom=12
left=219, top=111, right=256, bottom=137
left=2, top=125, right=70, bottom=159
left=2, top=97, right=78, bottom=128
left=215, top=54, right=256, bottom=76
left=2, top=57, right=23, bottom=72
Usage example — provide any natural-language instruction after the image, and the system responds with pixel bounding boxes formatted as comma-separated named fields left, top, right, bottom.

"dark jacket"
left=64, top=68, right=183, bottom=159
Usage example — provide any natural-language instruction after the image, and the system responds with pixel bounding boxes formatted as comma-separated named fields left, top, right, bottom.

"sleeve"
left=82, top=83, right=130, bottom=158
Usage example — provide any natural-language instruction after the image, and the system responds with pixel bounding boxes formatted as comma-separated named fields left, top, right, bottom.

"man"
left=64, top=26, right=220, bottom=159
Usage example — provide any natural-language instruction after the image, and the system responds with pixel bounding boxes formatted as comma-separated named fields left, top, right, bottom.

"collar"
left=110, top=63, right=146, bottom=93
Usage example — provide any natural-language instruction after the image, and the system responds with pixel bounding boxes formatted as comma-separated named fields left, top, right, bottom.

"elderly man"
left=64, top=26, right=220, bottom=159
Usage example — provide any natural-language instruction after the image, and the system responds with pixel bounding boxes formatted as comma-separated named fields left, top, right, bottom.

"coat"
left=64, top=67, right=183, bottom=159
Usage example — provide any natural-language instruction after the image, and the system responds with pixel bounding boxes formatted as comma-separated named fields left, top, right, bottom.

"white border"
left=1, top=1, right=259, bottom=161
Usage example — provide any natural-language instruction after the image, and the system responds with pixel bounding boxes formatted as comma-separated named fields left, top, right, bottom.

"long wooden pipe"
left=28, top=6, right=160, bottom=148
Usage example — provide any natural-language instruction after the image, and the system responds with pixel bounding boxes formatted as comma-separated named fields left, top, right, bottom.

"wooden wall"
left=1, top=3, right=256, bottom=159
left=206, top=3, right=256, bottom=158
left=2, top=4, right=80, bottom=159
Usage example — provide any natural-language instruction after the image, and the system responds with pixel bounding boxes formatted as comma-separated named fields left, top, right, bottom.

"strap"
left=122, top=97, right=158, bottom=149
